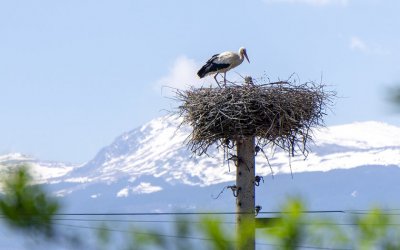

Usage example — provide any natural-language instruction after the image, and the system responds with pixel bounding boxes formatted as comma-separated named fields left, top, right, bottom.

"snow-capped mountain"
left=0, top=153, right=77, bottom=183
left=1, top=116, right=400, bottom=249
left=1, top=116, right=400, bottom=211
left=64, top=115, right=400, bottom=185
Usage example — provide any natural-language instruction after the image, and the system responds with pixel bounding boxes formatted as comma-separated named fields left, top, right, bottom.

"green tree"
left=2, top=167, right=400, bottom=250
left=0, top=165, right=59, bottom=238
left=263, top=198, right=307, bottom=250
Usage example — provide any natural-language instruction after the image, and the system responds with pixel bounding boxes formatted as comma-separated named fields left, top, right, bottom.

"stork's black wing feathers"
left=206, top=54, right=220, bottom=64
left=197, top=54, right=230, bottom=78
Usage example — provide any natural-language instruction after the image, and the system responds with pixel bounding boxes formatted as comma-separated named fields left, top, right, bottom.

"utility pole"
left=236, top=136, right=255, bottom=250
left=178, top=73, right=330, bottom=250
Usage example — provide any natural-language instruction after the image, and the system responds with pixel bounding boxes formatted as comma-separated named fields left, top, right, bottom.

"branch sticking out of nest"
left=175, top=79, right=334, bottom=159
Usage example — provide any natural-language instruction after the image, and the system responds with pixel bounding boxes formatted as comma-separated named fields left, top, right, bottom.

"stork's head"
left=239, top=47, right=250, bottom=63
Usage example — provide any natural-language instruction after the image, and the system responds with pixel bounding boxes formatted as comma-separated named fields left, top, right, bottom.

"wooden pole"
left=236, top=136, right=255, bottom=250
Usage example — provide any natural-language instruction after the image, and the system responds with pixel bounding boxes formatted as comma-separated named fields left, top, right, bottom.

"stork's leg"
left=214, top=73, right=221, bottom=88
left=223, top=72, right=227, bottom=87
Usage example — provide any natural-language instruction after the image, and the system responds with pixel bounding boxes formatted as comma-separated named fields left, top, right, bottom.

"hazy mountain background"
left=1, top=115, right=399, bottom=249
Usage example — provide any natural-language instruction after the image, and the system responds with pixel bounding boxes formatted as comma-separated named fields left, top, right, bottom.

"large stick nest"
left=176, top=78, right=334, bottom=157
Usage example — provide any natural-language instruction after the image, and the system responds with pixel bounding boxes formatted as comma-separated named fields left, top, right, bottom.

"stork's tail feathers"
left=197, top=63, right=229, bottom=78
left=197, top=66, right=207, bottom=78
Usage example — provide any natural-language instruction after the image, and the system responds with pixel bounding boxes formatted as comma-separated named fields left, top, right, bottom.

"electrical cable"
left=51, top=218, right=236, bottom=224
left=5, top=208, right=400, bottom=217
left=48, top=210, right=346, bottom=216
left=51, top=222, right=353, bottom=250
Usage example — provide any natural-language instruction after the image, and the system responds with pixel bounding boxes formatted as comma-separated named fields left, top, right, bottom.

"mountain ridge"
left=1, top=116, right=399, bottom=188
left=1, top=118, right=400, bottom=249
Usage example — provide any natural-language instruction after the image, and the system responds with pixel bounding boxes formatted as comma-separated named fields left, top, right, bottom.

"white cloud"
left=154, top=55, right=202, bottom=97
left=154, top=54, right=250, bottom=96
left=264, top=0, right=349, bottom=6
left=349, top=36, right=390, bottom=55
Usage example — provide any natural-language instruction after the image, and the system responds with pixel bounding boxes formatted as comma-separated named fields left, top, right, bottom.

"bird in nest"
left=197, top=47, right=250, bottom=87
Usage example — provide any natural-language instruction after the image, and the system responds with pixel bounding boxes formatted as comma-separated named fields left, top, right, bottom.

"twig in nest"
left=175, top=77, right=335, bottom=173
left=255, top=145, right=274, bottom=178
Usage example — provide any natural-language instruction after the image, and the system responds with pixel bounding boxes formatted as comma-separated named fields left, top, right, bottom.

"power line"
left=4, top=216, right=400, bottom=227
left=51, top=218, right=236, bottom=224
left=346, top=208, right=400, bottom=212
left=51, top=208, right=400, bottom=216
left=48, top=210, right=346, bottom=216
left=52, top=212, right=242, bottom=216
left=4, top=207, right=400, bottom=217
left=52, top=222, right=352, bottom=250
left=346, top=212, right=400, bottom=215
left=0, top=216, right=234, bottom=224
left=52, top=221, right=228, bottom=241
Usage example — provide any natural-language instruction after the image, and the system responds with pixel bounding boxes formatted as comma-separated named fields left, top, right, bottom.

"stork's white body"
left=202, top=51, right=243, bottom=76
left=197, top=47, right=250, bottom=86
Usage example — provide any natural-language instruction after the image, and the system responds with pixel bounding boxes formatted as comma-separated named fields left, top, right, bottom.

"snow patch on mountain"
left=0, top=153, right=77, bottom=183
left=1, top=118, right=400, bottom=250
left=1, top=117, right=399, bottom=189
left=117, top=182, right=163, bottom=197
left=62, top=116, right=399, bottom=188
left=0, top=153, right=34, bottom=162
left=316, top=121, right=400, bottom=149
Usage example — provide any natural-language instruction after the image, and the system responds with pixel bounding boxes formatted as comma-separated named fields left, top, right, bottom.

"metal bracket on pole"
left=255, top=205, right=262, bottom=216
left=254, top=175, right=264, bottom=186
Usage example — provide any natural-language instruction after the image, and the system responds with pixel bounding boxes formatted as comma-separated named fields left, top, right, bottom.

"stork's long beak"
left=244, top=51, right=250, bottom=63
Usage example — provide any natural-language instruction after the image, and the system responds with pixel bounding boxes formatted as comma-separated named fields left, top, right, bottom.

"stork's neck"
left=238, top=49, right=244, bottom=61
left=238, top=53, right=245, bottom=62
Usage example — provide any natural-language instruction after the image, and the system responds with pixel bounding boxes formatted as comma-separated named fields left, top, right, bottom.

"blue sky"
left=1, top=0, right=399, bottom=162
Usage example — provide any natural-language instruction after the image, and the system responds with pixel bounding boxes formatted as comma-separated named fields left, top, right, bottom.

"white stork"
left=197, top=47, right=250, bottom=87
